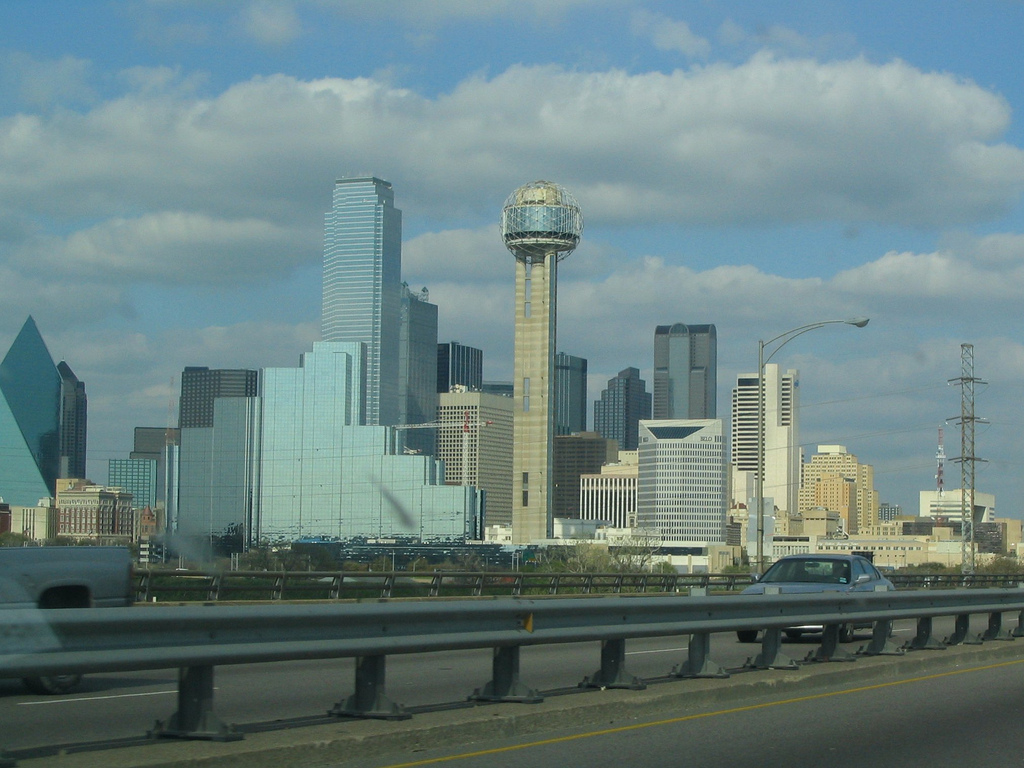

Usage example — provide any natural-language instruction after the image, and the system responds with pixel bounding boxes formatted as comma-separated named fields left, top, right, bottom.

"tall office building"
left=177, top=396, right=261, bottom=549
left=798, top=445, right=879, bottom=534
left=178, top=367, right=258, bottom=429
left=0, top=317, right=85, bottom=504
left=130, top=426, right=179, bottom=531
left=322, top=175, right=403, bottom=426
left=730, top=364, right=801, bottom=517
left=580, top=458, right=638, bottom=529
left=593, top=367, right=652, bottom=452
left=552, top=432, right=616, bottom=518
left=437, top=341, right=483, bottom=393
left=653, top=323, right=716, bottom=419
left=637, top=419, right=727, bottom=543
left=399, top=285, right=438, bottom=454
left=554, top=352, right=588, bottom=436
left=437, top=390, right=514, bottom=527
left=57, top=361, right=87, bottom=479
left=501, top=181, right=583, bottom=543
left=108, top=458, right=158, bottom=511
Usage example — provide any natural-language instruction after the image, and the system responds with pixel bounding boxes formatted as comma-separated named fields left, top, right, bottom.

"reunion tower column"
left=500, top=181, right=583, bottom=544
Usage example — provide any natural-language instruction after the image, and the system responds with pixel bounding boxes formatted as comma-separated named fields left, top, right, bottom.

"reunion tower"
left=501, top=181, right=583, bottom=543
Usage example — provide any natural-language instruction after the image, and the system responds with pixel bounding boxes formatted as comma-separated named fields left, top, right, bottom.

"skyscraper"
left=178, top=367, right=258, bottom=429
left=322, top=176, right=403, bottom=426
left=437, top=341, right=483, bottom=393
left=399, top=284, right=438, bottom=454
left=653, top=323, right=716, bottom=419
left=731, top=364, right=801, bottom=517
left=637, top=419, right=727, bottom=543
left=57, top=361, right=87, bottom=479
left=593, top=367, right=652, bottom=452
left=554, top=352, right=588, bottom=435
left=0, top=317, right=85, bottom=503
left=552, top=432, right=616, bottom=518
left=437, top=389, right=514, bottom=527
left=501, top=181, right=583, bottom=544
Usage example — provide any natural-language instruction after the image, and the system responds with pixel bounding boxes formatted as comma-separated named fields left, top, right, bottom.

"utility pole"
left=949, top=344, right=987, bottom=574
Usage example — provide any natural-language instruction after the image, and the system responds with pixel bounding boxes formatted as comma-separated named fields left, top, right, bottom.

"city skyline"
left=3, top=3, right=1024, bottom=517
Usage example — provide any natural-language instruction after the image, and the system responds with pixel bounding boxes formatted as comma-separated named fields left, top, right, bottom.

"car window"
left=852, top=558, right=870, bottom=580
left=762, top=559, right=850, bottom=584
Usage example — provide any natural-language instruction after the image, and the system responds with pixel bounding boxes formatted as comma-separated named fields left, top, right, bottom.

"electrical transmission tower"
left=948, top=344, right=987, bottom=574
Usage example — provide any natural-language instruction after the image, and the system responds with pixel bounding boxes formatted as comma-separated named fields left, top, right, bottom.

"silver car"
left=736, top=554, right=895, bottom=643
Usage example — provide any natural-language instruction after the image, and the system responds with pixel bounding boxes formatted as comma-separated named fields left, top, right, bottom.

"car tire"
left=736, top=630, right=758, bottom=643
left=784, top=629, right=803, bottom=640
left=839, top=624, right=855, bottom=643
left=22, top=675, right=83, bottom=695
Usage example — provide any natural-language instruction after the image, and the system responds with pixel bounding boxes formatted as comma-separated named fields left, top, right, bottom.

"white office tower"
left=731, top=364, right=801, bottom=518
left=637, top=420, right=727, bottom=543
left=322, top=176, right=402, bottom=426
left=501, top=181, right=583, bottom=543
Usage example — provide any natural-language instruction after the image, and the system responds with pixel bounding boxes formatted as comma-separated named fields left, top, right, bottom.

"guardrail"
left=4, top=586, right=1024, bottom=758
left=133, top=568, right=1023, bottom=602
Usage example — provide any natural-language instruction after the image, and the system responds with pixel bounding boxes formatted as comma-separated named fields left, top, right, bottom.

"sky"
left=2, top=0, right=1024, bottom=518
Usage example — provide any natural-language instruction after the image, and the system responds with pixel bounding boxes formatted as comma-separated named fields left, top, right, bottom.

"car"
left=735, top=554, right=895, bottom=643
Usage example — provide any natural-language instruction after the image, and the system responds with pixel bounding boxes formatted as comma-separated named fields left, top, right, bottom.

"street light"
left=754, top=316, right=869, bottom=573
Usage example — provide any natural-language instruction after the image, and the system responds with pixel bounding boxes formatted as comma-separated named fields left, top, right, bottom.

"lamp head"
left=845, top=317, right=870, bottom=328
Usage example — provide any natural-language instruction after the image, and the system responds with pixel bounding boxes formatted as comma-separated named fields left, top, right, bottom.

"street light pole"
left=754, top=317, right=869, bottom=574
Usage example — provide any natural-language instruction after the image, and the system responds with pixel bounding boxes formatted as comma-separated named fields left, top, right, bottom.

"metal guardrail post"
left=673, top=632, right=728, bottom=679
left=330, top=655, right=409, bottom=720
left=944, top=614, right=976, bottom=645
left=1013, top=609, right=1024, bottom=638
left=150, top=666, right=240, bottom=741
left=747, top=628, right=798, bottom=670
left=857, top=620, right=904, bottom=656
left=471, top=646, right=542, bottom=703
left=273, top=574, right=284, bottom=600
left=580, top=639, right=645, bottom=690
left=907, top=616, right=946, bottom=650
left=981, top=611, right=1015, bottom=642
left=806, top=624, right=856, bottom=663
left=206, top=574, right=220, bottom=602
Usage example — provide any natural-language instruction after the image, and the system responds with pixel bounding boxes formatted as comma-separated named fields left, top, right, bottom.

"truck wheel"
left=22, top=675, right=83, bottom=695
left=736, top=630, right=758, bottom=643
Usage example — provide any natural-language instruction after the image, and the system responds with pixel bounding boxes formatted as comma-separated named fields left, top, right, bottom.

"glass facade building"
left=322, top=176, right=402, bottom=427
left=177, top=396, right=261, bottom=546
left=437, top=342, right=484, bottom=393
left=0, top=317, right=68, bottom=504
left=259, top=342, right=477, bottom=543
left=593, top=367, right=652, bottom=452
left=399, top=285, right=438, bottom=455
left=108, top=458, right=158, bottom=511
left=653, top=324, right=716, bottom=420
left=57, top=361, right=88, bottom=479
left=179, top=367, right=258, bottom=429
left=554, top=352, right=588, bottom=436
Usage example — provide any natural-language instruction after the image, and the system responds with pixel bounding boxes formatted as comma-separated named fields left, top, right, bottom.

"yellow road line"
left=376, top=657, right=1024, bottom=767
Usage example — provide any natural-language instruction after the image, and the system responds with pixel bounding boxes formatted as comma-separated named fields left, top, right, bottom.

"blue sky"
left=2, top=0, right=1024, bottom=517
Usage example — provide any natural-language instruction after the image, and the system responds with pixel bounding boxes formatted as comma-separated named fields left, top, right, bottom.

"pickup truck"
left=0, top=546, right=134, bottom=693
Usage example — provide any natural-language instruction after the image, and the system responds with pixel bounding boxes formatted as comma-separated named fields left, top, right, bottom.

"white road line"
left=626, top=646, right=688, bottom=655
left=18, top=689, right=178, bottom=706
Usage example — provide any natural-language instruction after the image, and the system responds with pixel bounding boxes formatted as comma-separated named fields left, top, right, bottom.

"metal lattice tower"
left=949, top=344, right=986, bottom=574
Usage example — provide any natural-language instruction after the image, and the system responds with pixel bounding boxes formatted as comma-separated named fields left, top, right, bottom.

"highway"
left=347, top=651, right=1024, bottom=768
left=0, top=617, right=975, bottom=760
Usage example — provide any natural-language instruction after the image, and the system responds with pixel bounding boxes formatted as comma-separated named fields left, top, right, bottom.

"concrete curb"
left=16, top=641, right=1024, bottom=768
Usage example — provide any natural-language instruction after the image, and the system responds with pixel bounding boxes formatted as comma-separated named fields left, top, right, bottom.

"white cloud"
left=0, top=52, right=96, bottom=110
left=237, top=1, right=302, bottom=45
left=13, top=212, right=312, bottom=285
left=632, top=11, right=711, bottom=59
left=1, top=54, right=1018, bottom=250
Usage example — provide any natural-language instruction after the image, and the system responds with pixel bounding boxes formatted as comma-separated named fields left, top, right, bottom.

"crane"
left=391, top=411, right=492, bottom=486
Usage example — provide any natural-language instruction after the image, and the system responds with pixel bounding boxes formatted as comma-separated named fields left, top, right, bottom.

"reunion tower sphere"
left=500, top=180, right=583, bottom=262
